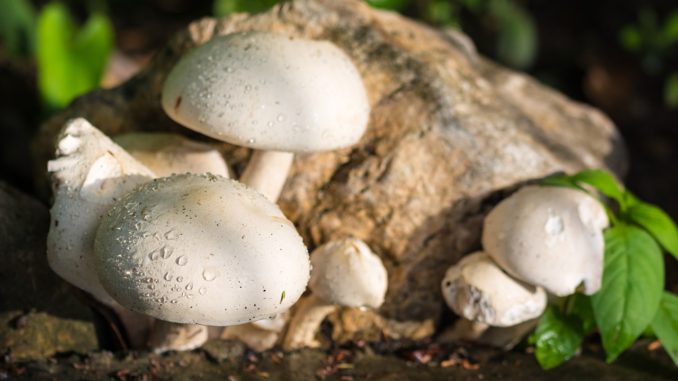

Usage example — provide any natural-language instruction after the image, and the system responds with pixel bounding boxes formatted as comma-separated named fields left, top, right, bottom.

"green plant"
left=529, top=169, right=678, bottom=369
left=619, top=9, right=678, bottom=108
left=213, top=0, right=280, bottom=17
left=36, top=2, right=113, bottom=111
left=0, top=0, right=36, bottom=57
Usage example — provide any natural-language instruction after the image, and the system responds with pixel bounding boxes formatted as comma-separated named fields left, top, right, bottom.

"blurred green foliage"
left=37, top=3, right=114, bottom=111
left=367, top=0, right=411, bottom=11
left=214, top=0, right=279, bottom=17
left=620, top=9, right=678, bottom=108
left=0, top=0, right=36, bottom=57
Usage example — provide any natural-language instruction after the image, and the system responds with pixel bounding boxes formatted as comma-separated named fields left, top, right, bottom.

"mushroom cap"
left=309, top=238, right=387, bottom=308
left=94, top=173, right=310, bottom=325
left=482, top=185, right=609, bottom=297
left=47, top=118, right=155, bottom=305
left=441, top=252, right=546, bottom=327
left=114, top=132, right=230, bottom=178
left=161, top=31, right=370, bottom=153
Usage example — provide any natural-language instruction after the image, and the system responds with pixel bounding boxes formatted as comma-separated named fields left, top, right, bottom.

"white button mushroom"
left=482, top=185, right=609, bottom=297
left=47, top=118, right=155, bottom=305
left=94, top=173, right=310, bottom=326
left=161, top=31, right=370, bottom=201
left=114, top=132, right=230, bottom=178
left=441, top=251, right=546, bottom=327
left=283, top=238, right=388, bottom=350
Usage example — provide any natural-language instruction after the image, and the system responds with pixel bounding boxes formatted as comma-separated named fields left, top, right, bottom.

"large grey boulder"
left=32, top=0, right=625, bottom=339
left=0, top=182, right=96, bottom=360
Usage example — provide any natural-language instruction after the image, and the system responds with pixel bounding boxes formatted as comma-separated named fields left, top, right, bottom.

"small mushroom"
left=47, top=118, right=155, bottom=306
left=441, top=251, right=546, bottom=327
left=482, top=185, right=609, bottom=296
left=161, top=31, right=370, bottom=201
left=221, top=312, right=289, bottom=352
left=440, top=251, right=546, bottom=347
left=283, top=238, right=387, bottom=350
left=94, top=173, right=310, bottom=329
left=114, top=132, right=230, bottom=178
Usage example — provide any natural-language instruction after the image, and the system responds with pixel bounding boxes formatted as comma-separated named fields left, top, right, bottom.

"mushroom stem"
left=440, top=318, right=538, bottom=350
left=440, top=319, right=490, bottom=342
left=222, top=323, right=280, bottom=352
left=283, top=294, right=337, bottom=350
left=240, top=150, right=294, bottom=202
left=109, top=303, right=154, bottom=348
left=147, top=320, right=208, bottom=353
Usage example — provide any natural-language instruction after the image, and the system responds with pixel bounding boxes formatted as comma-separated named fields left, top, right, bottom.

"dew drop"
left=177, top=276, right=184, bottom=282
left=163, top=272, right=172, bottom=281
left=202, top=268, right=219, bottom=281
left=148, top=249, right=160, bottom=261
left=199, top=287, right=207, bottom=295
left=176, top=256, right=188, bottom=266
left=185, top=282, right=194, bottom=291
left=164, top=229, right=179, bottom=240
left=161, top=246, right=174, bottom=259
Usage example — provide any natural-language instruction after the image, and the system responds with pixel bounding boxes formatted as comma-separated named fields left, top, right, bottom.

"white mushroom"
left=161, top=31, right=370, bottom=201
left=441, top=252, right=546, bottom=327
left=114, top=132, right=230, bottom=178
left=221, top=312, right=289, bottom=352
left=482, top=185, right=609, bottom=297
left=47, top=118, right=157, bottom=348
left=440, top=251, right=546, bottom=347
left=94, top=173, right=310, bottom=326
left=47, top=118, right=155, bottom=305
left=283, top=238, right=387, bottom=350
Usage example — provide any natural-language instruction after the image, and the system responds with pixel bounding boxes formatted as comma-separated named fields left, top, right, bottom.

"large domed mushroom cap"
left=482, top=185, right=608, bottom=297
left=161, top=31, right=370, bottom=153
left=94, top=173, right=310, bottom=325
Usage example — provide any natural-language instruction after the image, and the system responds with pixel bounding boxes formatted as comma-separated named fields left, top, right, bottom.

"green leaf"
left=367, top=0, right=410, bottom=11
left=664, top=72, right=678, bottom=109
left=540, top=174, right=580, bottom=190
left=591, top=224, right=664, bottom=362
left=0, top=0, right=36, bottom=57
left=651, top=292, right=678, bottom=366
left=213, top=0, right=279, bottom=17
left=628, top=201, right=678, bottom=260
left=490, top=0, right=537, bottom=69
left=530, top=306, right=585, bottom=369
left=36, top=3, right=114, bottom=110
left=662, top=11, right=678, bottom=45
left=571, top=169, right=625, bottom=206
left=568, top=293, right=596, bottom=334
left=620, top=25, right=643, bottom=52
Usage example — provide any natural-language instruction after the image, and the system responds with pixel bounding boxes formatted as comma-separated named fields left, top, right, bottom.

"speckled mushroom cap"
left=441, top=252, right=546, bottom=327
left=309, top=238, right=387, bottom=308
left=161, top=31, right=370, bottom=153
left=94, top=173, right=310, bottom=325
left=482, top=185, right=609, bottom=297
left=114, top=132, right=230, bottom=178
left=47, top=118, right=155, bottom=305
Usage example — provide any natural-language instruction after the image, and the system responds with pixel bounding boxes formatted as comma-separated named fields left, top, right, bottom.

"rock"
left=0, top=182, right=96, bottom=360
left=32, top=0, right=626, bottom=339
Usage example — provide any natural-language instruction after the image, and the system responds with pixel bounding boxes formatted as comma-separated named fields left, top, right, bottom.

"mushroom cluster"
left=46, top=31, right=372, bottom=352
left=440, top=185, right=608, bottom=348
